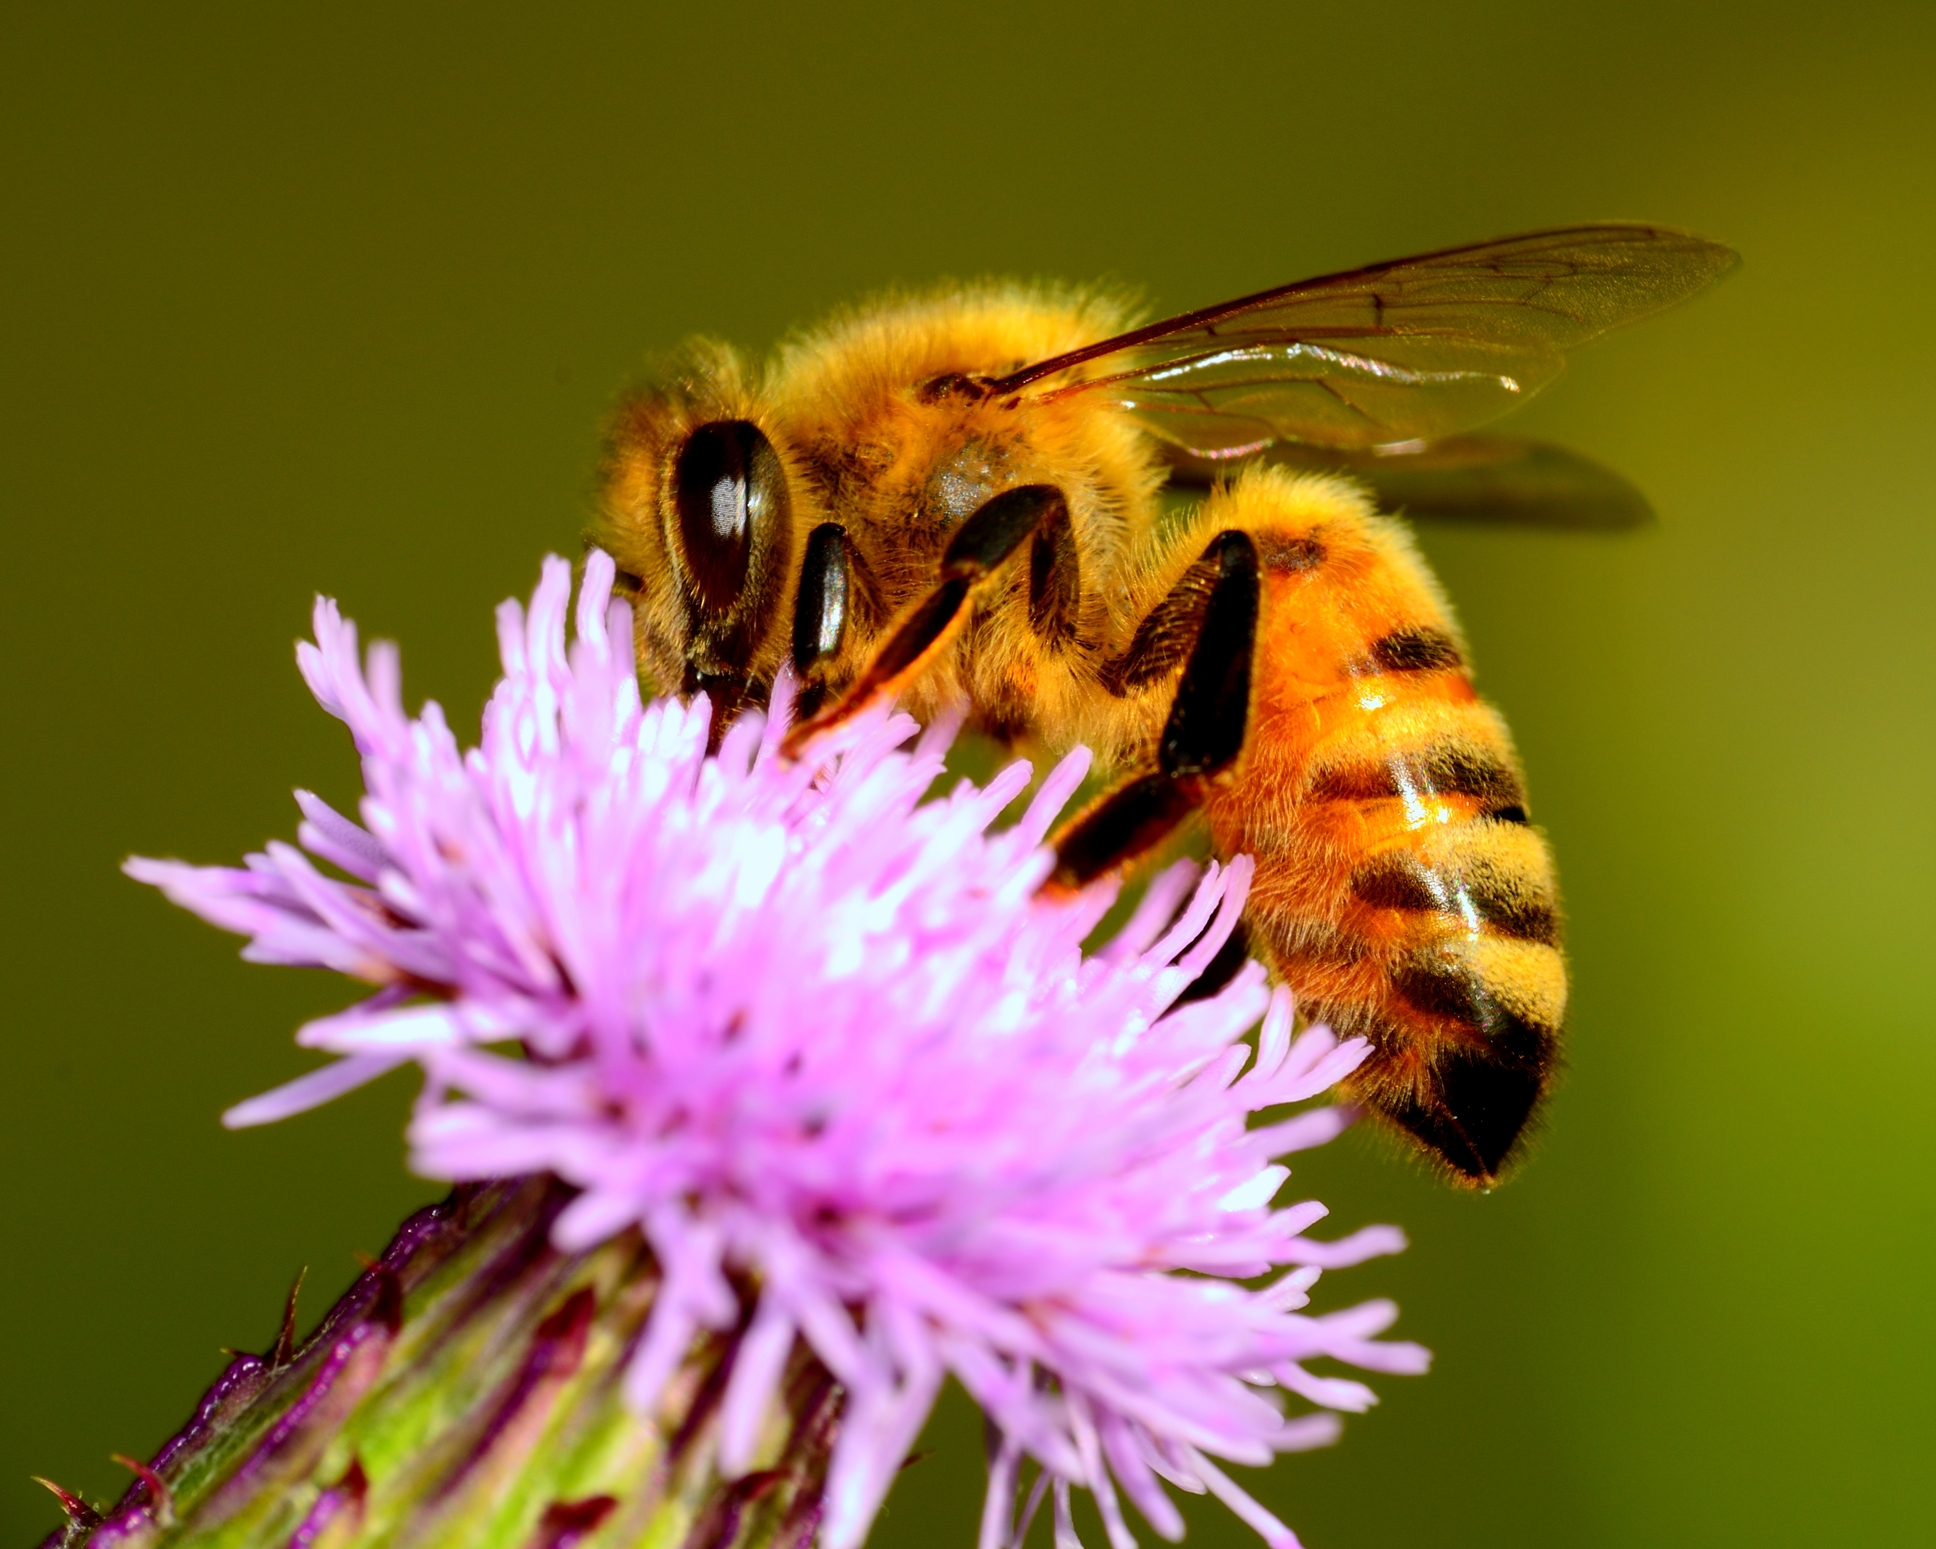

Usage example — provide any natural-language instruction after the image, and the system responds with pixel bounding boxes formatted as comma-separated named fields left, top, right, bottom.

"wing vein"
left=994, top=223, right=1735, bottom=452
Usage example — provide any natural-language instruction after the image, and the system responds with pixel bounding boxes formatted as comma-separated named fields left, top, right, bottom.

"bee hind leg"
left=1047, top=529, right=1260, bottom=891
left=779, top=484, right=1070, bottom=758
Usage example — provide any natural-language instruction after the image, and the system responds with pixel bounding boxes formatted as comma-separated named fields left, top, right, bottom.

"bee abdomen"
left=1235, top=744, right=1569, bottom=1185
left=1334, top=818, right=1566, bottom=1183
left=1182, top=477, right=1569, bottom=1184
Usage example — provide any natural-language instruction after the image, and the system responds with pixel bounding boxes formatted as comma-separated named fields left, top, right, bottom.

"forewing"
left=1108, top=335, right=1564, bottom=455
left=996, top=225, right=1737, bottom=454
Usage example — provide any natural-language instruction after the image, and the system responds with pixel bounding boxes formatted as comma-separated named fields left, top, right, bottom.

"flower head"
left=131, top=554, right=1426, bottom=1549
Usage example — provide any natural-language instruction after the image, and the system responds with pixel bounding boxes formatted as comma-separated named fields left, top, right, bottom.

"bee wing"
left=990, top=225, right=1738, bottom=455
left=1164, top=435, right=1658, bottom=530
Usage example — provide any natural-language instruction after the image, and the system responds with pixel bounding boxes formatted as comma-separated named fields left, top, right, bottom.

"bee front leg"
left=1048, top=530, right=1260, bottom=889
left=779, top=484, right=1070, bottom=756
left=788, top=521, right=856, bottom=724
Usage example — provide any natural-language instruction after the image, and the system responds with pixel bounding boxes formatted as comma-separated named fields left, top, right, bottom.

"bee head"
left=596, top=347, right=802, bottom=737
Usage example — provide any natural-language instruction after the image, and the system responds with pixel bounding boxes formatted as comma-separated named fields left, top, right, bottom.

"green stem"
left=36, top=1181, right=840, bottom=1549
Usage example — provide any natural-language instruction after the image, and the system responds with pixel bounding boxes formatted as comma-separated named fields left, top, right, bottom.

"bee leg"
left=788, top=522, right=854, bottom=723
left=1046, top=772, right=1199, bottom=889
left=1027, top=488, right=1081, bottom=646
left=1048, top=531, right=1260, bottom=890
left=683, top=666, right=759, bottom=756
left=780, top=484, right=1068, bottom=756
left=1164, top=916, right=1252, bottom=1012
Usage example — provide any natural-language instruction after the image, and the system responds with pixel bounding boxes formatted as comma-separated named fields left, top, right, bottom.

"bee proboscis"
left=596, top=224, right=1737, bottom=1186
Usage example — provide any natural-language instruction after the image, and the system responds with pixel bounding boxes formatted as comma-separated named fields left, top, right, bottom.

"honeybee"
left=596, top=224, right=1736, bottom=1186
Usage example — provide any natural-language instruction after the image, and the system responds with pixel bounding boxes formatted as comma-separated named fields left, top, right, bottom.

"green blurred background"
left=3, top=2, right=1931, bottom=1545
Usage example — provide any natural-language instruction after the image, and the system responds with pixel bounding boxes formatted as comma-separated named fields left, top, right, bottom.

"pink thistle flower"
left=129, top=553, right=1427, bottom=1549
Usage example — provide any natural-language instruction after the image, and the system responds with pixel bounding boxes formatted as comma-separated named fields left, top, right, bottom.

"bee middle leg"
left=1046, top=528, right=1260, bottom=1006
left=1048, top=529, right=1260, bottom=888
left=780, top=483, right=1075, bottom=755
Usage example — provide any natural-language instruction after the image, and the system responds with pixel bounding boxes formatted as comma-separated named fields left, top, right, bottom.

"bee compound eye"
left=672, top=420, right=788, bottom=615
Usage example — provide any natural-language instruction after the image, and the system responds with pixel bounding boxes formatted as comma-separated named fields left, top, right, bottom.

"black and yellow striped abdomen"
left=1184, top=469, right=1566, bottom=1184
